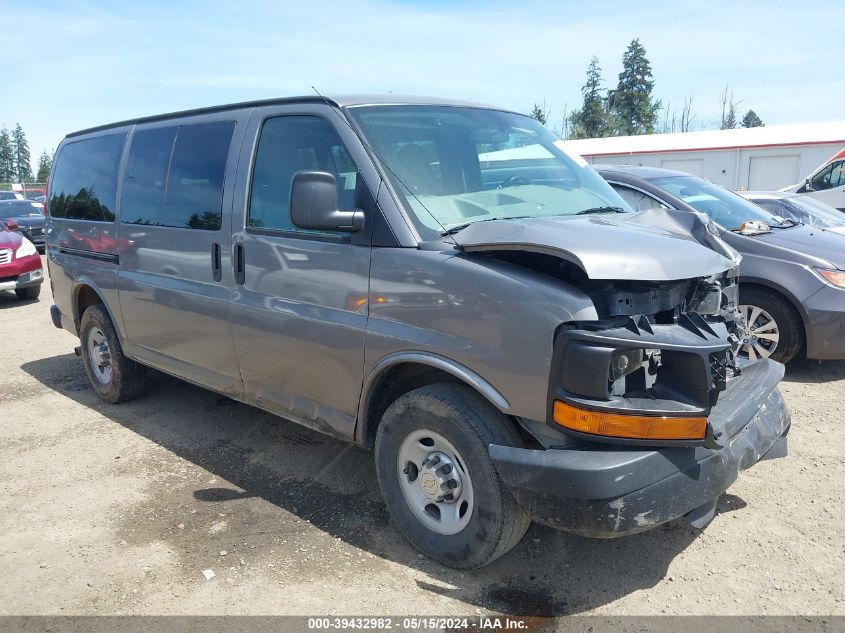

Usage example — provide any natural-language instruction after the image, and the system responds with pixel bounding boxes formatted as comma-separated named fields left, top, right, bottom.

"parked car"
left=781, top=148, right=845, bottom=211
left=23, top=189, right=46, bottom=200
left=47, top=96, right=789, bottom=568
left=0, top=220, right=43, bottom=300
left=0, top=199, right=47, bottom=251
left=0, top=191, right=25, bottom=201
left=597, top=165, right=845, bottom=363
left=740, top=191, right=845, bottom=234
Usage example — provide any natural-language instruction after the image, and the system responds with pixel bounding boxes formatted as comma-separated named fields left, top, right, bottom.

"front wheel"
left=374, top=384, right=530, bottom=569
left=738, top=288, right=802, bottom=364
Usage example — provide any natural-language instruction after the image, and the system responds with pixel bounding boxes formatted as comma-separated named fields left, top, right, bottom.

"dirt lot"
left=0, top=257, right=843, bottom=617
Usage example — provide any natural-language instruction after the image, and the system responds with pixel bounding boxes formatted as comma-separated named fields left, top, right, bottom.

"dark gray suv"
left=46, top=96, right=789, bottom=568
left=599, top=165, right=845, bottom=364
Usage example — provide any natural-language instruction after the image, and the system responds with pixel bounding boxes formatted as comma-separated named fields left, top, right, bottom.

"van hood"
left=750, top=224, right=845, bottom=270
left=455, top=211, right=738, bottom=281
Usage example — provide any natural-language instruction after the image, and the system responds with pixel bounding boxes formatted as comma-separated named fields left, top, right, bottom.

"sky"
left=2, top=0, right=844, bottom=171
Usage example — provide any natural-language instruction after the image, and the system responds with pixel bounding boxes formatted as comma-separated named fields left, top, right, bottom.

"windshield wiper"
left=576, top=206, right=626, bottom=215
left=771, top=218, right=801, bottom=228
left=440, top=215, right=533, bottom=236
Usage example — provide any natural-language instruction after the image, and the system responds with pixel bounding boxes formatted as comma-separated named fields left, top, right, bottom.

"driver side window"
left=248, top=115, right=357, bottom=233
left=812, top=161, right=845, bottom=190
left=832, top=162, right=845, bottom=188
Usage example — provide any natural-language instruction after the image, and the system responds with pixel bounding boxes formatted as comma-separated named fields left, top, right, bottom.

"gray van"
left=46, top=95, right=790, bottom=569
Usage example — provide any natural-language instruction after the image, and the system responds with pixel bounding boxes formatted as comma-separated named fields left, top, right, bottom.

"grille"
left=709, top=351, right=728, bottom=392
left=29, top=227, right=44, bottom=236
left=0, top=249, right=11, bottom=264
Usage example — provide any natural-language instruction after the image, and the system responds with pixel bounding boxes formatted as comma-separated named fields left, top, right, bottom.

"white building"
left=564, top=122, right=845, bottom=191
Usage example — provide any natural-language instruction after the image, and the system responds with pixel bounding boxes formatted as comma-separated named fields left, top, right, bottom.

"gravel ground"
left=0, top=257, right=843, bottom=617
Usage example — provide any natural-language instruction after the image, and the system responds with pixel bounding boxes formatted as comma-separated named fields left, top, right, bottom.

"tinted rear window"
left=121, top=127, right=176, bottom=226
left=49, top=133, right=126, bottom=221
left=121, top=121, right=234, bottom=230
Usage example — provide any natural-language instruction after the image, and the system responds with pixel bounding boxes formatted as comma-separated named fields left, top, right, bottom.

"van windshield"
left=349, top=105, right=629, bottom=239
left=649, top=175, right=784, bottom=231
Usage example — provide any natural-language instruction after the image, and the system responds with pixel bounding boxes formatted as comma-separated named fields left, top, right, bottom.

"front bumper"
left=490, top=359, right=790, bottom=537
left=0, top=268, right=43, bottom=292
left=803, top=283, right=845, bottom=360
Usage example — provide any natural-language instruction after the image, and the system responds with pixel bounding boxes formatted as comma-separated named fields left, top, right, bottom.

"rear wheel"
left=79, top=304, right=147, bottom=403
left=15, top=285, right=40, bottom=301
left=374, top=384, right=530, bottom=569
left=738, top=288, right=802, bottom=364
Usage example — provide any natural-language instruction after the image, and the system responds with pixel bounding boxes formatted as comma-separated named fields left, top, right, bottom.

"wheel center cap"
left=94, top=343, right=110, bottom=367
left=418, top=451, right=463, bottom=503
left=420, top=473, right=438, bottom=498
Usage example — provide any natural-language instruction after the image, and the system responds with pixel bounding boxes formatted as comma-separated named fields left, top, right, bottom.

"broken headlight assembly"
left=609, top=348, right=643, bottom=382
left=550, top=313, right=737, bottom=447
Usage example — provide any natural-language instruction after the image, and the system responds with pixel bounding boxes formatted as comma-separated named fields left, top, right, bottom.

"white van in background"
left=782, top=148, right=845, bottom=211
left=566, top=122, right=845, bottom=192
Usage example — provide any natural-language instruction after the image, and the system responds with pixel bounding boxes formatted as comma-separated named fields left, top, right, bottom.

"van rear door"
left=116, top=116, right=246, bottom=394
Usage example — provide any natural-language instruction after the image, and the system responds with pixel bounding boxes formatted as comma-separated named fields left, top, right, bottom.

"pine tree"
left=0, top=127, right=13, bottom=183
left=569, top=56, right=610, bottom=139
left=719, top=87, right=741, bottom=130
left=11, top=124, right=32, bottom=182
left=606, top=39, right=661, bottom=136
left=741, top=110, right=764, bottom=128
left=529, top=103, right=548, bottom=125
left=36, top=149, right=53, bottom=182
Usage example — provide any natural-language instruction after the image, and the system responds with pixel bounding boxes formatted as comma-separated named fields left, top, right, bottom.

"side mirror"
left=4, top=219, right=19, bottom=231
left=290, top=171, right=364, bottom=233
left=800, top=178, right=813, bottom=193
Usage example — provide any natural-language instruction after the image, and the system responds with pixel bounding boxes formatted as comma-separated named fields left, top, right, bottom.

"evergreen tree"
left=569, top=56, right=610, bottom=139
left=36, top=149, right=53, bottom=182
left=529, top=103, right=548, bottom=125
left=719, top=87, right=741, bottom=130
left=721, top=105, right=738, bottom=130
left=607, top=39, right=661, bottom=136
left=741, top=110, right=764, bottom=128
left=0, top=127, right=13, bottom=183
left=11, top=124, right=32, bottom=182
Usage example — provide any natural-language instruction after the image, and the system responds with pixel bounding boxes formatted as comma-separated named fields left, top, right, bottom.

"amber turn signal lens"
left=816, top=268, right=845, bottom=288
left=553, top=400, right=706, bottom=441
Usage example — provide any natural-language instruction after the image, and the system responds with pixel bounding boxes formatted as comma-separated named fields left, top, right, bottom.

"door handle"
left=211, top=242, right=222, bottom=282
left=234, top=243, right=245, bottom=285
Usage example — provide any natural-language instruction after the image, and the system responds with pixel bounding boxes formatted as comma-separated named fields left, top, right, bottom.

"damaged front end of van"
left=456, top=208, right=790, bottom=536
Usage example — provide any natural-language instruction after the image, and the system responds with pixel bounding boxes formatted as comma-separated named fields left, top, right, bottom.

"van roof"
left=66, top=94, right=511, bottom=138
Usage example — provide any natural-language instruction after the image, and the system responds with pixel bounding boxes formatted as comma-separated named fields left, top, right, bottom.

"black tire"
left=79, top=304, right=147, bottom=403
left=15, top=285, right=40, bottom=300
left=374, top=383, right=530, bottom=569
left=739, top=287, right=803, bottom=364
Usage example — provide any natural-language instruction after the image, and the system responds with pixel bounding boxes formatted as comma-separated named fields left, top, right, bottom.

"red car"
left=0, top=219, right=43, bottom=300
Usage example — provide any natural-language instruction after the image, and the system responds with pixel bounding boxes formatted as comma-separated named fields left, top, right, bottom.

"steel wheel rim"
left=738, top=304, right=780, bottom=361
left=396, top=429, right=474, bottom=535
left=86, top=327, right=113, bottom=385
